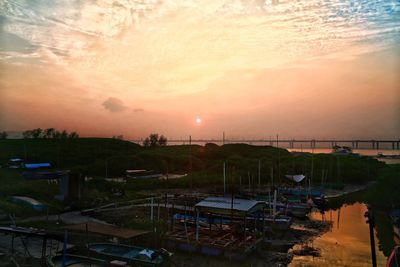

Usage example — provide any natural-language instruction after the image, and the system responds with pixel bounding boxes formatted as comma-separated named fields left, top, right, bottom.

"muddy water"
left=289, top=203, right=387, bottom=267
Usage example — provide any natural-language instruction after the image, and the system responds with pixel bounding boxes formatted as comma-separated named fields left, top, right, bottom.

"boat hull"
left=88, top=243, right=168, bottom=267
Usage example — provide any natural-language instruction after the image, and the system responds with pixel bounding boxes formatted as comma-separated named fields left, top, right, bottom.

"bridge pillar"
left=393, top=142, right=395, bottom=150
left=397, top=141, right=400, bottom=150
left=355, top=141, right=359, bottom=149
left=376, top=141, right=380, bottom=150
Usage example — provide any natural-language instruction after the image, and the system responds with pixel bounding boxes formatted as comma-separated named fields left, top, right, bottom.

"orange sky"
left=0, top=0, right=399, bottom=139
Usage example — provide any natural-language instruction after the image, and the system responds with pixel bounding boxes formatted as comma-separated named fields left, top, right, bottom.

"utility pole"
left=258, top=159, right=261, bottom=188
left=223, top=161, right=226, bottom=196
left=365, top=206, right=377, bottom=267
left=189, top=135, right=192, bottom=193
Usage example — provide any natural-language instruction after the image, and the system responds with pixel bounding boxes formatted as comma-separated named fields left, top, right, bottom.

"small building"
left=165, top=196, right=266, bottom=260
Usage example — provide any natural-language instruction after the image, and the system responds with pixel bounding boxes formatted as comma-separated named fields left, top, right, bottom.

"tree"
left=22, top=130, right=33, bottom=139
left=69, top=132, right=79, bottom=138
left=158, top=135, right=167, bottom=146
left=143, top=138, right=151, bottom=147
left=143, top=133, right=168, bottom=147
left=60, top=130, right=68, bottom=139
left=43, top=128, right=55, bottom=138
left=149, top=133, right=159, bottom=147
left=0, top=131, right=7, bottom=139
left=31, top=128, right=42, bottom=139
left=52, top=131, right=60, bottom=139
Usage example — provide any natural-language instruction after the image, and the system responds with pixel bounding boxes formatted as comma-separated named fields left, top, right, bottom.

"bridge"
left=131, top=138, right=400, bottom=150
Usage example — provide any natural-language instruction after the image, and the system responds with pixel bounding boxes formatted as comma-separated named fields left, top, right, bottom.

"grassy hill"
left=0, top=138, right=387, bottom=214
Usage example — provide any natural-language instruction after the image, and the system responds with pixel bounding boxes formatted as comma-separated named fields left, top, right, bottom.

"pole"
left=223, top=161, right=226, bottom=195
left=195, top=209, right=199, bottom=242
left=150, top=197, right=154, bottom=221
left=105, top=159, right=108, bottom=179
left=189, top=135, right=192, bottom=193
left=258, top=159, right=261, bottom=188
left=62, top=230, right=68, bottom=267
left=270, top=167, right=274, bottom=186
left=365, top=206, right=377, bottom=267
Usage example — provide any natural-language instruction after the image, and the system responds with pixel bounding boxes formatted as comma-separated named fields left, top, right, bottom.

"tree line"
left=143, top=133, right=167, bottom=147
left=22, top=128, right=79, bottom=139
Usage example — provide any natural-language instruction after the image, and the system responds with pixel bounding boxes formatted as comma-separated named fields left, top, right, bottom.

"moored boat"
left=47, top=254, right=107, bottom=267
left=88, top=243, right=171, bottom=267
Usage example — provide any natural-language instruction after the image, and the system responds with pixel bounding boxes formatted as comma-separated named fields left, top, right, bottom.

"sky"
left=0, top=0, right=399, bottom=140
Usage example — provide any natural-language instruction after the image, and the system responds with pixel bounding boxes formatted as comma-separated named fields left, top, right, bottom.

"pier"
left=131, top=138, right=400, bottom=150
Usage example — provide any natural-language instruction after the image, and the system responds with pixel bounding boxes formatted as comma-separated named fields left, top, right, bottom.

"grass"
left=0, top=138, right=389, bottom=215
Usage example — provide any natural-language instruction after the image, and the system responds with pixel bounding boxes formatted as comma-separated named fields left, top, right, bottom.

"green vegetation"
left=143, top=133, right=168, bottom=147
left=22, top=127, right=79, bottom=139
left=366, top=164, right=400, bottom=208
left=0, top=138, right=388, bottom=216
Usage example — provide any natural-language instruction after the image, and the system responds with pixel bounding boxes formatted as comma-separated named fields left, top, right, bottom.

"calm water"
left=290, top=203, right=391, bottom=267
left=288, top=148, right=400, bottom=156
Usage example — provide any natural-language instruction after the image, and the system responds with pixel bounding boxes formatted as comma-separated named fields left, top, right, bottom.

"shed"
left=195, top=196, right=265, bottom=216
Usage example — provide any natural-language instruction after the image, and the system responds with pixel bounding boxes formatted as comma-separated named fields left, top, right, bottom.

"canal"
left=290, top=201, right=396, bottom=266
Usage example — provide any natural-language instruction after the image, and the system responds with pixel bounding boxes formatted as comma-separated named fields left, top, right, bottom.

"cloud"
left=133, top=108, right=144, bottom=112
left=102, top=97, right=127, bottom=112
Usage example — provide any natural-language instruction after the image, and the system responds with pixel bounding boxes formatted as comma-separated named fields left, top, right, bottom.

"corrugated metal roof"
left=195, top=196, right=264, bottom=213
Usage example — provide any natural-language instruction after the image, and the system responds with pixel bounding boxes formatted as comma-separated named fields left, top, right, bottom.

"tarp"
left=25, top=163, right=51, bottom=169
left=285, top=174, right=306, bottom=183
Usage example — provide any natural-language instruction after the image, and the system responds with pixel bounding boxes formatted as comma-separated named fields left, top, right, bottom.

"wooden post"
left=244, top=215, right=247, bottom=246
left=41, top=236, right=47, bottom=266
left=195, top=208, right=199, bottom=242
left=150, top=197, right=154, bottom=221
left=258, top=160, right=261, bottom=189
left=223, top=162, right=226, bottom=196
left=62, top=230, right=68, bottom=267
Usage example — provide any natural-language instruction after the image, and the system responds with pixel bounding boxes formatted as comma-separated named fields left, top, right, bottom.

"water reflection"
left=290, top=203, right=387, bottom=266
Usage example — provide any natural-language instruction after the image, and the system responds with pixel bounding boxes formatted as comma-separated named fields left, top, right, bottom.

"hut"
left=165, top=196, right=266, bottom=260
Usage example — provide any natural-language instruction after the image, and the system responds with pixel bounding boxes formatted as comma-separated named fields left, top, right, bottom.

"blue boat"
left=88, top=243, right=171, bottom=266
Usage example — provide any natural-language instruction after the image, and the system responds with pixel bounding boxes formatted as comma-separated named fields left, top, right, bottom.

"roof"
left=10, top=196, right=43, bottom=206
left=65, top=222, right=150, bottom=239
left=9, top=158, right=23, bottom=162
left=195, top=196, right=265, bottom=215
left=25, top=163, right=51, bottom=169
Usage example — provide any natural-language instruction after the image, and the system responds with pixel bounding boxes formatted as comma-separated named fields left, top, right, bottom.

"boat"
left=387, top=246, right=400, bottom=267
left=47, top=254, right=107, bottom=267
left=290, top=203, right=312, bottom=217
left=88, top=243, right=171, bottom=266
left=332, top=145, right=358, bottom=156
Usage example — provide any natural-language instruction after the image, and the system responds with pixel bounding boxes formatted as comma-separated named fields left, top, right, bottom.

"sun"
left=196, top=117, right=202, bottom=124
